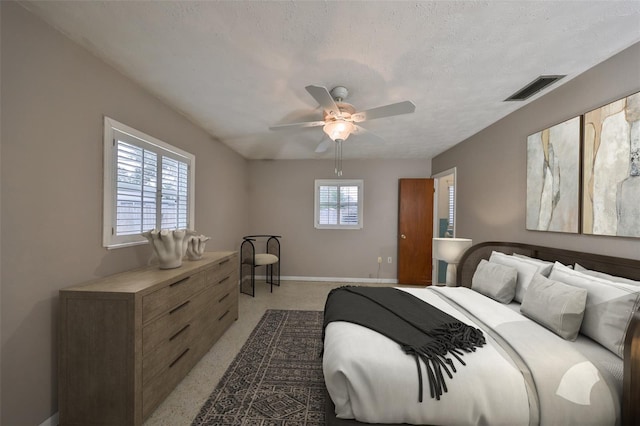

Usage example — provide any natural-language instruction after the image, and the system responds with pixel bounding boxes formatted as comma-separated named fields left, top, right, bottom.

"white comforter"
left=323, top=286, right=619, bottom=425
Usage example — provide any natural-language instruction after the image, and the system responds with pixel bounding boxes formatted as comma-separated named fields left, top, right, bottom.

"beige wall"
left=432, top=42, right=640, bottom=260
left=5, top=0, right=637, bottom=424
left=248, top=159, right=431, bottom=280
left=0, top=2, right=249, bottom=424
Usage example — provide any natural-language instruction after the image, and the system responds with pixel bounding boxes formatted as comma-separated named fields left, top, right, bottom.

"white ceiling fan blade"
left=305, top=85, right=341, bottom=118
left=314, top=138, right=332, bottom=153
left=351, top=100, right=416, bottom=123
left=269, top=120, right=325, bottom=131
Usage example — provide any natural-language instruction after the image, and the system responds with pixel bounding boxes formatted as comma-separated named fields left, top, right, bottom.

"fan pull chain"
left=334, top=140, right=338, bottom=175
left=334, top=139, right=343, bottom=176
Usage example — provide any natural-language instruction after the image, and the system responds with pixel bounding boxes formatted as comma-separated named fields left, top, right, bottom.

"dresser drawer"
left=205, top=255, right=237, bottom=286
left=142, top=306, right=208, bottom=386
left=142, top=272, right=237, bottom=392
left=142, top=271, right=206, bottom=323
left=142, top=339, right=202, bottom=419
left=209, top=269, right=237, bottom=300
left=141, top=304, right=230, bottom=419
left=142, top=286, right=211, bottom=354
left=206, top=288, right=238, bottom=344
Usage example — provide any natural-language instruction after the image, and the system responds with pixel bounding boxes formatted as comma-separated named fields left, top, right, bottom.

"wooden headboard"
left=456, top=241, right=640, bottom=426
left=457, top=241, right=640, bottom=287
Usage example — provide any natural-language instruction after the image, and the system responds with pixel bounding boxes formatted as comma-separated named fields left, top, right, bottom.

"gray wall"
left=432, top=42, right=640, bottom=260
left=0, top=2, right=249, bottom=424
left=248, top=159, right=431, bottom=280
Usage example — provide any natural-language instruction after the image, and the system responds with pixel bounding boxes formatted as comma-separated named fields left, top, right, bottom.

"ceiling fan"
left=269, top=85, right=416, bottom=175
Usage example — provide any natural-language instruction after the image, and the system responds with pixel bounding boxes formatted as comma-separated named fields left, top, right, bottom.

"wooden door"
left=398, top=178, right=434, bottom=285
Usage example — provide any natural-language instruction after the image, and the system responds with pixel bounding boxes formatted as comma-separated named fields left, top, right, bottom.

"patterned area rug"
left=192, top=310, right=326, bottom=425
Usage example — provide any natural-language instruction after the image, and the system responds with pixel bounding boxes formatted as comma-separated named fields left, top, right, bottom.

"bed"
left=323, top=242, right=640, bottom=426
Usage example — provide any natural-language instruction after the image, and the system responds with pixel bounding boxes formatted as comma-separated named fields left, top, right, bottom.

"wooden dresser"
left=58, top=251, right=238, bottom=426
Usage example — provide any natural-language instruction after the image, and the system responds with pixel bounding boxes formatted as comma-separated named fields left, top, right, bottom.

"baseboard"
left=255, top=275, right=398, bottom=284
left=40, top=412, right=58, bottom=426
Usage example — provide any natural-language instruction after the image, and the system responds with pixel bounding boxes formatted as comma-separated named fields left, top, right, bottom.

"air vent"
left=504, top=75, right=565, bottom=101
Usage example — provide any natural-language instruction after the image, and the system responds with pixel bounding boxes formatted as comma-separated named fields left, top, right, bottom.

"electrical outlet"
left=387, top=257, right=392, bottom=264
left=377, top=256, right=383, bottom=264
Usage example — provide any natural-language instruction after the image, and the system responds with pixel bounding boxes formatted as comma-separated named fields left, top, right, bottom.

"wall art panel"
left=526, top=116, right=580, bottom=233
left=583, top=92, right=640, bottom=237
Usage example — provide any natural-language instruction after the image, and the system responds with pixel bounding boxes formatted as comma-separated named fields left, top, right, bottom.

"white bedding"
left=323, top=286, right=621, bottom=425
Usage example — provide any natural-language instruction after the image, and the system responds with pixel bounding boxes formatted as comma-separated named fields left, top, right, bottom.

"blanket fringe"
left=403, top=323, right=485, bottom=402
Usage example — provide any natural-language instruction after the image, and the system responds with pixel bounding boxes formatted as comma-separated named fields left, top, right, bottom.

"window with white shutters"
left=103, top=117, right=195, bottom=248
left=314, top=179, right=363, bottom=229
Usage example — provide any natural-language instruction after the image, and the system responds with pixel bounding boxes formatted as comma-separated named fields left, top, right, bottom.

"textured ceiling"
left=20, top=1, right=640, bottom=160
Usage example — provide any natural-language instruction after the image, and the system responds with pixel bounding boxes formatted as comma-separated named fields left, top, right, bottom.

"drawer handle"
left=219, top=259, right=230, bottom=266
left=169, top=324, right=190, bottom=341
left=218, top=310, right=230, bottom=321
left=170, top=277, right=189, bottom=287
left=169, top=348, right=190, bottom=368
left=218, top=293, right=230, bottom=303
left=169, top=300, right=190, bottom=315
left=217, top=276, right=229, bottom=285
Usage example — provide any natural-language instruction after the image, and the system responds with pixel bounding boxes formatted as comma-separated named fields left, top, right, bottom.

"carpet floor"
left=192, top=310, right=326, bottom=425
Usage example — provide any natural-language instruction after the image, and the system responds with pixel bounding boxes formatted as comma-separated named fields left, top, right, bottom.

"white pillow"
left=472, top=259, right=518, bottom=304
left=549, top=262, right=640, bottom=357
left=574, top=263, right=640, bottom=286
left=512, top=253, right=554, bottom=276
left=521, top=274, right=588, bottom=341
left=489, top=251, right=543, bottom=303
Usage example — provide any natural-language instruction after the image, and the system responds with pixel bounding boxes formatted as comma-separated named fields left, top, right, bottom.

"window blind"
left=160, top=157, right=189, bottom=230
left=318, top=185, right=339, bottom=225
left=339, top=185, right=359, bottom=225
left=115, top=141, right=157, bottom=235
left=104, top=118, right=194, bottom=248
left=315, top=179, right=363, bottom=229
left=318, top=185, right=359, bottom=225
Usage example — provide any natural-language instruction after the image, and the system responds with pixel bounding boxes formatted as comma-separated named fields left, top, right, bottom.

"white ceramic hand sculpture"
left=186, top=235, right=211, bottom=260
left=181, top=230, right=198, bottom=258
left=142, top=229, right=188, bottom=269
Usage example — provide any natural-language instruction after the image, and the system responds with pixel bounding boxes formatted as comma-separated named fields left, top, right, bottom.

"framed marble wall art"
left=583, top=92, right=640, bottom=237
left=526, top=116, right=581, bottom=233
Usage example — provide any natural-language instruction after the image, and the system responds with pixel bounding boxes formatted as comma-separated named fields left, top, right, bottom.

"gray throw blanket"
left=323, top=286, right=485, bottom=401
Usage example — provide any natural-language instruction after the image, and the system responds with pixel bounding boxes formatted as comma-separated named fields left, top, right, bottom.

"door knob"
left=400, top=234, right=407, bottom=239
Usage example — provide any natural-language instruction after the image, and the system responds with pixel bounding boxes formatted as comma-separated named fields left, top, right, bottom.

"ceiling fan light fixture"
left=323, top=120, right=354, bottom=141
left=270, top=84, right=414, bottom=177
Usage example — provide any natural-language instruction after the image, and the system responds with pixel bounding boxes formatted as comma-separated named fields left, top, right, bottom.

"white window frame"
left=314, top=179, right=363, bottom=230
left=448, top=184, right=455, bottom=233
left=103, top=117, right=195, bottom=249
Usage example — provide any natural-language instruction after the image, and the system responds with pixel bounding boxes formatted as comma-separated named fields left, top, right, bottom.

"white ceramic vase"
left=142, top=229, right=195, bottom=269
left=186, top=235, right=210, bottom=260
